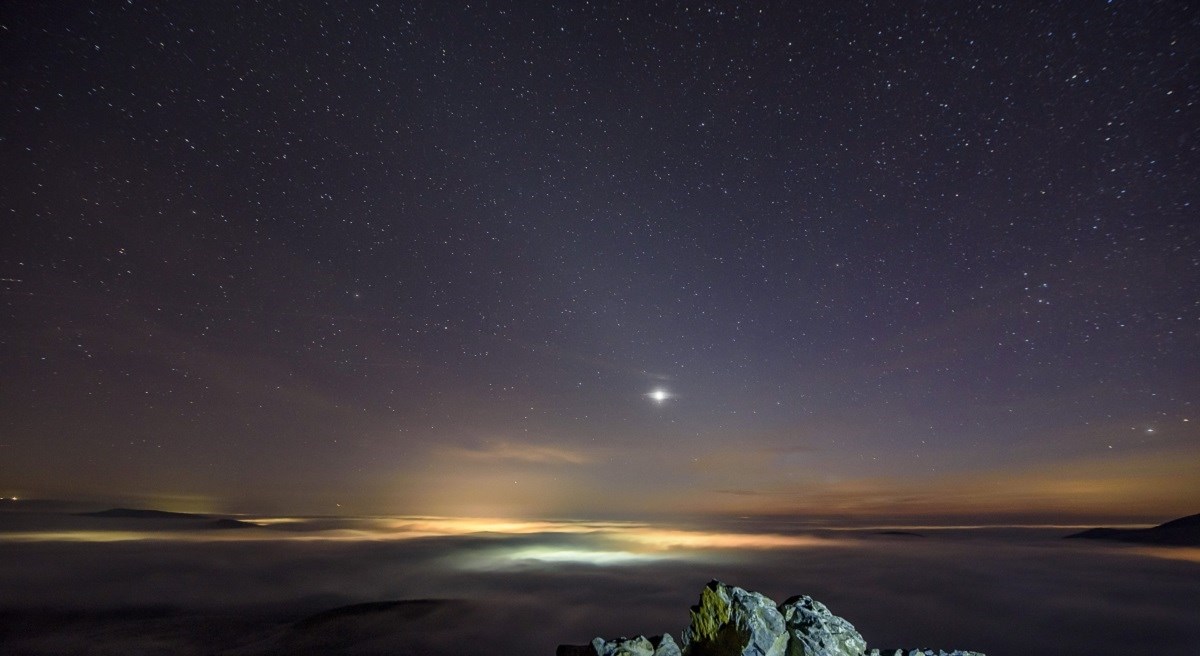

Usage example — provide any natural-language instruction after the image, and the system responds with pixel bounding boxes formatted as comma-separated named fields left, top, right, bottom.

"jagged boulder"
left=680, top=581, right=788, bottom=656
left=779, top=595, right=866, bottom=656
left=588, top=634, right=681, bottom=656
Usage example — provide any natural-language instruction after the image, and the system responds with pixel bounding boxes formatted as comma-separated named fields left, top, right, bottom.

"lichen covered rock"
left=778, top=595, right=866, bottom=656
left=591, top=634, right=681, bottom=656
left=681, top=581, right=788, bottom=656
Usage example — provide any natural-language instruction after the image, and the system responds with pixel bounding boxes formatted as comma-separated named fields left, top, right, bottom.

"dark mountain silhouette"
left=206, top=518, right=259, bottom=529
left=77, top=508, right=209, bottom=519
left=1065, top=513, right=1200, bottom=546
left=293, top=599, right=456, bottom=630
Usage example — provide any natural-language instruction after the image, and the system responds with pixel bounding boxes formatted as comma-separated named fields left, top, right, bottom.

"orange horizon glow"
left=1, top=514, right=1195, bottom=567
left=5, top=444, right=1196, bottom=525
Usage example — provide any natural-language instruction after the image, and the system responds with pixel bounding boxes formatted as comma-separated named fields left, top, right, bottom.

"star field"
left=1, top=1, right=1197, bottom=518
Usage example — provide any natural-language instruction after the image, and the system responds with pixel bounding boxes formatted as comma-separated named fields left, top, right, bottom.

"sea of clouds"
left=0, top=514, right=1196, bottom=654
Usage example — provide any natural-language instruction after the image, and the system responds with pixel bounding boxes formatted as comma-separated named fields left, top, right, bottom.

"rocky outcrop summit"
left=557, top=581, right=983, bottom=656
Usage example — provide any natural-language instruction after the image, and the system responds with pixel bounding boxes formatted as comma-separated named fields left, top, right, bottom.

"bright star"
left=647, top=388, right=670, bottom=403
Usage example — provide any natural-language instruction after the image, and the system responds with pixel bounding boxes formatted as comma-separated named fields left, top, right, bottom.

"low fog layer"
left=0, top=514, right=1197, bottom=655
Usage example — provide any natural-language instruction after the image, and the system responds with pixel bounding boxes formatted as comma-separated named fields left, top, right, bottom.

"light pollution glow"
left=378, top=443, right=1200, bottom=522
left=2, top=516, right=1195, bottom=567
left=0, top=518, right=861, bottom=570
left=8, top=432, right=1195, bottom=522
left=0, top=516, right=850, bottom=562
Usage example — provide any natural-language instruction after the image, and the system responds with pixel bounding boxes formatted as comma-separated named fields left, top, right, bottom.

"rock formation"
left=682, top=581, right=787, bottom=656
left=558, top=581, right=984, bottom=656
left=585, top=634, right=681, bottom=656
left=779, top=594, right=867, bottom=656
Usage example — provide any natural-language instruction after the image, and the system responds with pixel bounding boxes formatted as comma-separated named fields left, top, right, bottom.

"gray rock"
left=591, top=634, right=682, bottom=656
left=778, top=595, right=866, bottom=656
left=656, top=634, right=683, bottom=656
left=680, top=580, right=788, bottom=656
left=593, top=635, right=654, bottom=656
left=866, top=651, right=986, bottom=656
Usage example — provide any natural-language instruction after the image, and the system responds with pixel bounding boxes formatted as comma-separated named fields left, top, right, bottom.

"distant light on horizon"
left=494, top=546, right=666, bottom=566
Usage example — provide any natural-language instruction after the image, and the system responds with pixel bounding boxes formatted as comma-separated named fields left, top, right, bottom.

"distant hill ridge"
left=1065, top=513, right=1200, bottom=546
left=77, top=508, right=260, bottom=529
left=78, top=508, right=208, bottom=519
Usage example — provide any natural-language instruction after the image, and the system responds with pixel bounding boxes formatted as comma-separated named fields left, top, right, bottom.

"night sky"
left=2, top=2, right=1197, bottom=520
